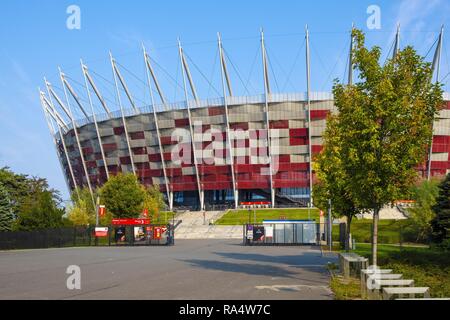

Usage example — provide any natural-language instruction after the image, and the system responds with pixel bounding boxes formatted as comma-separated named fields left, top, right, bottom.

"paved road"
left=0, top=240, right=336, bottom=300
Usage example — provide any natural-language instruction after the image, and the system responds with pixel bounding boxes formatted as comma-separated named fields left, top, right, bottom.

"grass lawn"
left=330, top=276, right=362, bottom=300
left=351, top=244, right=450, bottom=298
left=214, top=208, right=320, bottom=225
left=332, top=219, right=421, bottom=245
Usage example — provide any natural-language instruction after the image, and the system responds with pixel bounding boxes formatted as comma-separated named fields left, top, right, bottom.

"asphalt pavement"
left=0, top=240, right=336, bottom=300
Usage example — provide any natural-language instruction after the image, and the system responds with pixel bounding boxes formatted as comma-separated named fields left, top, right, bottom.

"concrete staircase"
left=175, top=211, right=243, bottom=240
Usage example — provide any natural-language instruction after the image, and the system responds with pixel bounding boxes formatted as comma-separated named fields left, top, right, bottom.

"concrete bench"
left=360, top=269, right=393, bottom=299
left=383, top=287, right=431, bottom=300
left=339, top=253, right=369, bottom=278
left=368, top=280, right=415, bottom=300
left=363, top=273, right=403, bottom=299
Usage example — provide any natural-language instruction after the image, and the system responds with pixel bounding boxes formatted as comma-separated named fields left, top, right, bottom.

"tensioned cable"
left=266, top=45, right=295, bottom=92
left=51, top=82, right=90, bottom=119
left=89, top=69, right=126, bottom=109
left=148, top=56, right=185, bottom=94
left=283, top=38, right=306, bottom=92
left=244, top=45, right=261, bottom=94
left=320, top=37, right=350, bottom=91
left=63, top=75, right=118, bottom=116
left=265, top=47, right=281, bottom=93
left=207, top=47, right=219, bottom=99
left=442, top=45, right=450, bottom=86
left=222, top=48, right=251, bottom=96
left=342, top=45, right=349, bottom=84
left=383, top=37, right=396, bottom=66
left=116, top=61, right=148, bottom=88
left=96, top=62, right=148, bottom=107
left=116, top=60, right=161, bottom=105
left=424, top=36, right=439, bottom=60
left=184, top=51, right=222, bottom=97
left=174, top=54, right=181, bottom=102
left=311, top=39, right=333, bottom=88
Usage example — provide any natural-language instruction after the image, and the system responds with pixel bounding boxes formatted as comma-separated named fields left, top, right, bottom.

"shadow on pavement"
left=179, top=259, right=298, bottom=279
left=212, top=251, right=330, bottom=268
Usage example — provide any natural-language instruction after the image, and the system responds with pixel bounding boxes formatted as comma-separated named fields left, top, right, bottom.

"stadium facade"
left=39, top=28, right=449, bottom=211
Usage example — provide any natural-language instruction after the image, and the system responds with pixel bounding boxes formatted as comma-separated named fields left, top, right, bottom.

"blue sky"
left=0, top=0, right=449, bottom=202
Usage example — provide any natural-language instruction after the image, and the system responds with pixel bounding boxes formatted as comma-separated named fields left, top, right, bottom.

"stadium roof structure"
left=38, top=26, right=448, bottom=211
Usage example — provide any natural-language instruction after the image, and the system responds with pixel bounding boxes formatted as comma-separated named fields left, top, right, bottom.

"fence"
left=0, top=224, right=174, bottom=251
left=243, top=222, right=326, bottom=246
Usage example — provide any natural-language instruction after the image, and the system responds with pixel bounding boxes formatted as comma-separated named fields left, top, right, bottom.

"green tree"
left=431, top=174, right=450, bottom=248
left=99, top=173, right=146, bottom=218
left=143, top=185, right=166, bottom=223
left=68, top=187, right=96, bottom=226
left=0, top=167, right=31, bottom=217
left=326, top=29, right=443, bottom=265
left=408, top=178, right=440, bottom=241
left=14, top=190, right=66, bottom=231
left=67, top=198, right=94, bottom=226
left=0, top=183, right=14, bottom=232
left=314, top=115, right=364, bottom=250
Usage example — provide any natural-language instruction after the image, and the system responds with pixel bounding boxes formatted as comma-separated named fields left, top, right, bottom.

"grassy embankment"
left=214, top=208, right=320, bottom=225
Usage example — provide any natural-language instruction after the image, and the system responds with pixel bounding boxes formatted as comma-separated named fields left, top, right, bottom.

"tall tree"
left=431, top=174, right=450, bottom=248
left=14, top=190, right=66, bottom=231
left=0, top=167, right=30, bottom=217
left=327, top=29, right=443, bottom=265
left=99, top=173, right=146, bottom=219
left=314, top=116, right=364, bottom=250
left=0, top=183, right=14, bottom=232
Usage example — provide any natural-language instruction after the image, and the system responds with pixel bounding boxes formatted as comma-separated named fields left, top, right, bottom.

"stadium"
left=39, top=28, right=449, bottom=211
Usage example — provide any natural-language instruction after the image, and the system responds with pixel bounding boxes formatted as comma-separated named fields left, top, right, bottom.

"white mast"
left=178, top=39, right=204, bottom=210
left=81, top=60, right=111, bottom=181
left=306, top=25, right=314, bottom=206
left=143, top=45, right=173, bottom=210
left=218, top=32, right=238, bottom=208
left=261, top=29, right=276, bottom=207
left=110, top=52, right=137, bottom=176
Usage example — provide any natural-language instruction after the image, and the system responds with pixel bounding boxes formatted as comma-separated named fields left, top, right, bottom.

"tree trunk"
left=346, top=215, right=352, bottom=252
left=372, top=207, right=380, bottom=267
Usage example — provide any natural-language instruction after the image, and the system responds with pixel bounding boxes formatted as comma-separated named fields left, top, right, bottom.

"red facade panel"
left=208, top=107, right=226, bottom=116
left=289, top=128, right=308, bottom=137
left=148, top=154, right=161, bottom=162
left=290, top=137, right=308, bottom=146
left=130, top=132, right=145, bottom=140
left=160, top=136, right=176, bottom=145
left=175, top=118, right=190, bottom=127
left=312, top=145, right=323, bottom=154
left=113, top=127, right=125, bottom=135
left=310, top=110, right=330, bottom=120
left=103, top=143, right=117, bottom=152
left=203, top=182, right=232, bottom=190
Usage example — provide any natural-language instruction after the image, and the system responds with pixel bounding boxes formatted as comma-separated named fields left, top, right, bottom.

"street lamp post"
left=172, top=212, right=176, bottom=245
